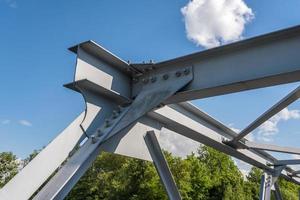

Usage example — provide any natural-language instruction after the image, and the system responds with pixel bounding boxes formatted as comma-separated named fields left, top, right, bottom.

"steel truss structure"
left=1, top=25, right=300, bottom=200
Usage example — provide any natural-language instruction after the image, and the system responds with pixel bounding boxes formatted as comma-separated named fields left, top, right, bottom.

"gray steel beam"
left=148, top=103, right=300, bottom=184
left=259, top=173, right=272, bottom=200
left=274, top=182, right=283, bottom=200
left=259, top=173, right=267, bottom=200
left=245, top=141, right=300, bottom=155
left=130, top=25, right=300, bottom=104
left=144, top=131, right=182, bottom=200
left=274, top=159, right=300, bottom=166
left=231, top=85, right=300, bottom=143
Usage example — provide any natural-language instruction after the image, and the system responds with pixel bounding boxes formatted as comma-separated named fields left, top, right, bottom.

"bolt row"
left=90, top=105, right=125, bottom=144
left=133, top=68, right=190, bottom=85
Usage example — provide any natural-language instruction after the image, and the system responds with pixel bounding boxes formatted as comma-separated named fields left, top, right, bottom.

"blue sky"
left=1, top=0, right=300, bottom=161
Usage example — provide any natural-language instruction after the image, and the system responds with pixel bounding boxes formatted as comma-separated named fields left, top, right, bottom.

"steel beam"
left=245, top=141, right=300, bottom=155
left=148, top=103, right=300, bottom=184
left=274, top=182, right=283, bottom=200
left=33, top=117, right=161, bottom=200
left=132, top=25, right=300, bottom=104
left=259, top=173, right=272, bottom=200
left=0, top=111, right=94, bottom=200
left=274, top=159, right=300, bottom=166
left=231, top=85, right=300, bottom=143
left=144, top=131, right=182, bottom=200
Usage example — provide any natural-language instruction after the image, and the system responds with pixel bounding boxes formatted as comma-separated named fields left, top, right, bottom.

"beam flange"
left=245, top=141, right=300, bottom=155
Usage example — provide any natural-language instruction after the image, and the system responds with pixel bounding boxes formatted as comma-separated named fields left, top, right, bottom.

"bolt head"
left=175, top=71, right=182, bottom=77
left=142, top=78, right=149, bottom=84
left=162, top=74, right=169, bottom=80
left=132, top=78, right=139, bottom=84
left=150, top=76, right=157, bottom=83
left=184, top=68, right=190, bottom=75
left=112, top=110, right=119, bottom=118
left=91, top=135, right=97, bottom=144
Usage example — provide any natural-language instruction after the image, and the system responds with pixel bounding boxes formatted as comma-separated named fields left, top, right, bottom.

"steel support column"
left=274, top=182, right=283, bottom=200
left=259, top=173, right=272, bottom=200
left=144, top=131, right=182, bottom=200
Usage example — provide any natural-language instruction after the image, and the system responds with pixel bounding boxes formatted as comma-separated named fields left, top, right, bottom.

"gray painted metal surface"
left=246, top=141, right=300, bottom=155
left=274, top=182, right=283, bottom=200
left=144, top=131, right=182, bottom=200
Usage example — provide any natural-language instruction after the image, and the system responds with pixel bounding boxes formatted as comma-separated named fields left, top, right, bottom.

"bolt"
left=142, top=78, right=149, bottom=84
left=91, top=135, right=97, bottom=144
left=184, top=68, right=190, bottom=75
left=105, top=119, right=110, bottom=128
left=150, top=76, right=157, bottom=83
left=132, top=78, right=139, bottom=84
left=162, top=74, right=169, bottom=80
left=175, top=71, right=182, bottom=77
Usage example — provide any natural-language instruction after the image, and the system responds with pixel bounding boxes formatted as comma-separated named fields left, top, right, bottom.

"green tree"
left=0, top=152, right=19, bottom=188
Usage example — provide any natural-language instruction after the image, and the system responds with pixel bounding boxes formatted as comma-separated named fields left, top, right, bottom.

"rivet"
left=142, top=78, right=149, bottom=84
left=175, top=71, right=182, bottom=77
left=150, top=77, right=157, bottom=83
left=91, top=135, right=97, bottom=144
left=113, top=110, right=119, bottom=118
left=97, top=129, right=103, bottom=136
left=105, top=119, right=110, bottom=127
left=162, top=74, right=169, bottom=80
left=184, top=68, right=190, bottom=75
left=132, top=78, right=139, bottom=84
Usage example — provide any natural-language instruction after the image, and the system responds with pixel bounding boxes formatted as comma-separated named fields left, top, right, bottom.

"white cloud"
left=181, top=0, right=254, bottom=48
left=158, top=128, right=199, bottom=157
left=19, top=120, right=32, bottom=127
left=257, top=108, right=300, bottom=142
left=1, top=119, right=10, bottom=125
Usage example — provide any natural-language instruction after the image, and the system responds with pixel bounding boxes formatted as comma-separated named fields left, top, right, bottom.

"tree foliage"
left=1, top=146, right=300, bottom=199
left=0, top=152, right=19, bottom=188
left=65, top=146, right=300, bottom=200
